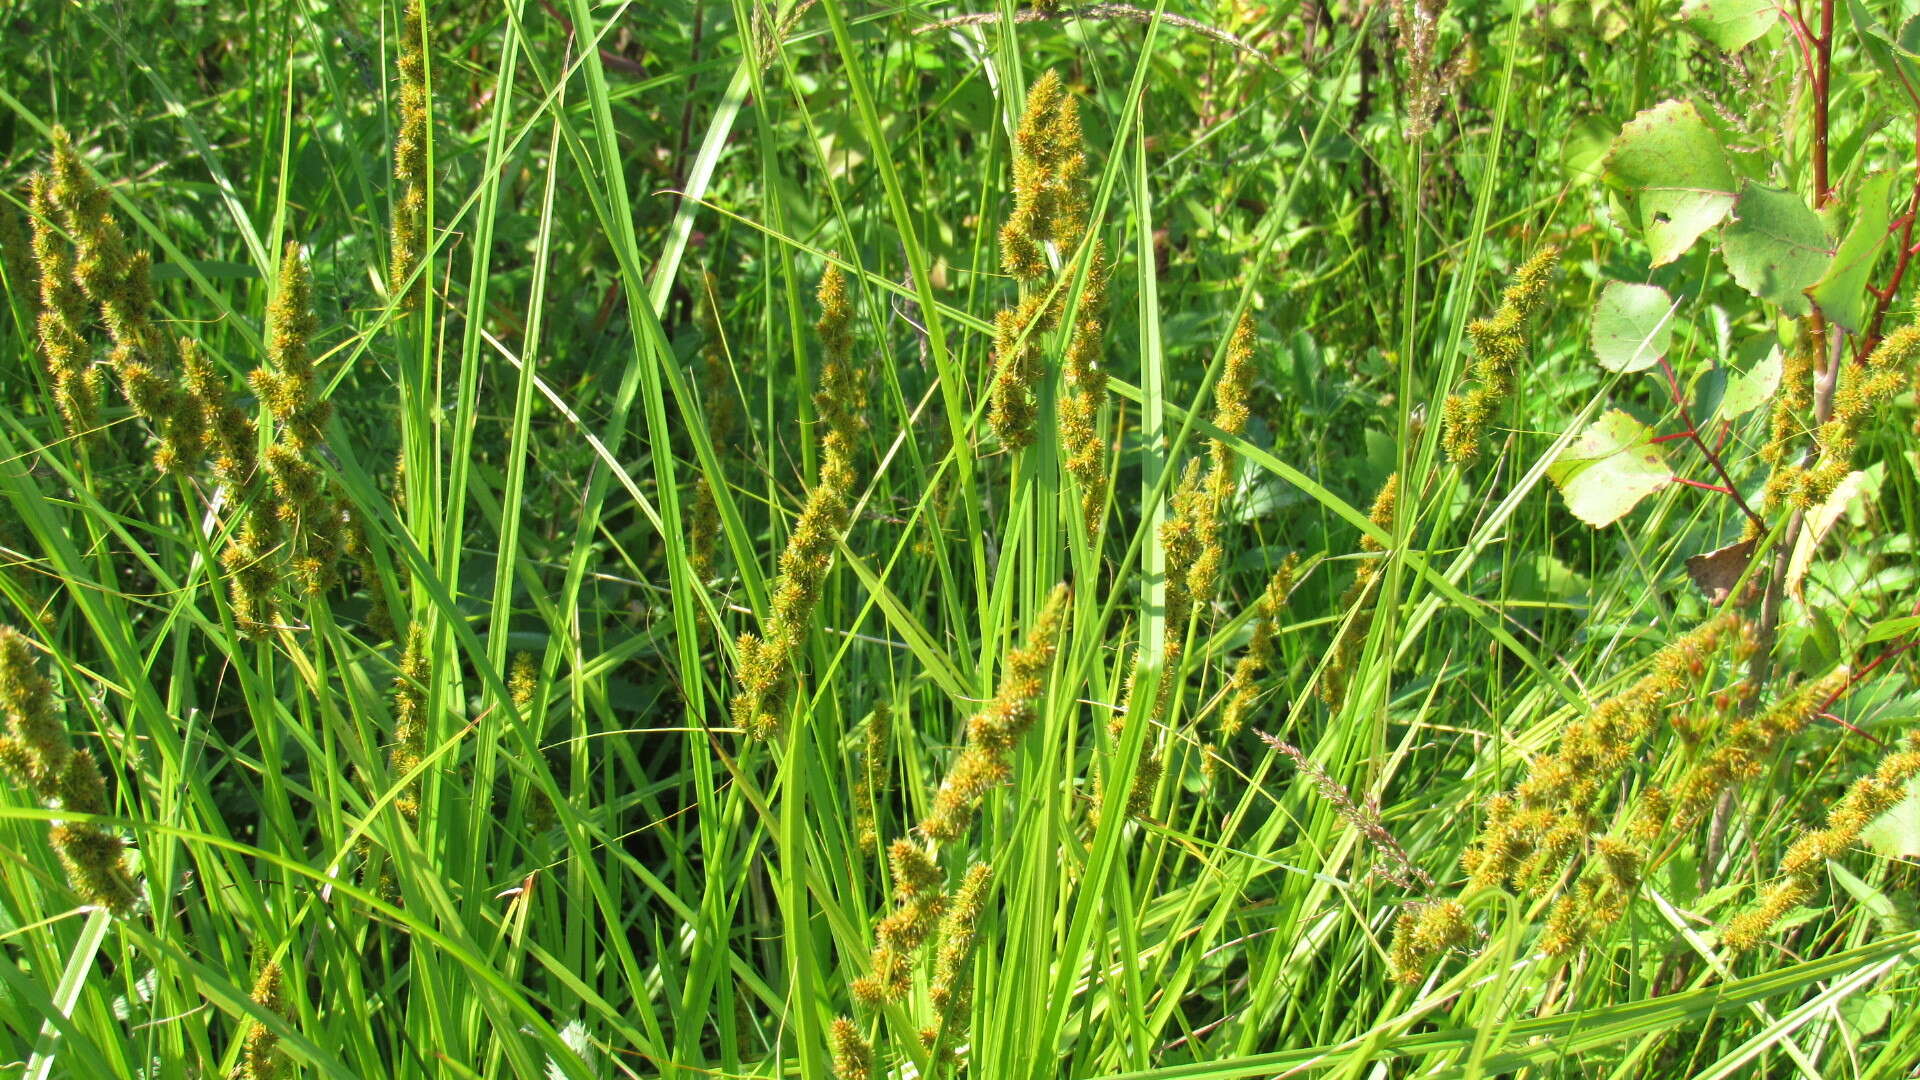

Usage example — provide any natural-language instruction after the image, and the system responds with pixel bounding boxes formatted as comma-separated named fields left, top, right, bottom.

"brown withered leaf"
left=1685, top=537, right=1758, bottom=604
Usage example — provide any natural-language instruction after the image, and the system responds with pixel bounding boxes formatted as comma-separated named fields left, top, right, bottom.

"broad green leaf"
left=1828, top=861, right=1914, bottom=932
left=1840, top=994, right=1894, bottom=1038
left=1721, top=182, right=1832, bottom=316
left=1546, top=409, right=1672, bottom=527
left=1848, top=0, right=1920, bottom=114
left=1605, top=100, right=1737, bottom=266
left=1863, top=777, right=1920, bottom=857
left=1682, top=0, right=1782, bottom=51
left=1718, top=346, right=1782, bottom=418
left=1810, top=171, right=1895, bottom=332
left=1561, top=113, right=1619, bottom=181
left=1864, top=614, right=1920, bottom=643
left=1901, top=14, right=1920, bottom=54
left=1591, top=280, right=1676, bottom=371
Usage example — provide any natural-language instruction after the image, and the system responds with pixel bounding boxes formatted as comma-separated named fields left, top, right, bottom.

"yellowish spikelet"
left=389, top=0, right=431, bottom=309
left=852, top=702, right=892, bottom=850
left=1220, top=556, right=1297, bottom=738
left=386, top=626, right=431, bottom=821
left=853, top=839, right=949, bottom=1004
left=1058, top=243, right=1111, bottom=533
left=234, top=959, right=288, bottom=1080
left=1442, top=248, right=1559, bottom=464
left=1000, top=70, right=1086, bottom=283
left=1464, top=613, right=1738, bottom=894
left=1651, top=666, right=1851, bottom=836
left=1723, top=730, right=1920, bottom=951
left=1388, top=899, right=1468, bottom=985
left=27, top=173, right=104, bottom=437
left=829, top=1017, right=874, bottom=1080
left=732, top=266, right=861, bottom=739
left=1787, top=325, right=1920, bottom=510
left=991, top=69, right=1089, bottom=449
left=0, top=627, right=138, bottom=913
left=920, top=584, right=1068, bottom=840
left=927, top=862, right=993, bottom=1051
left=47, top=129, right=206, bottom=471
left=1321, top=473, right=1400, bottom=706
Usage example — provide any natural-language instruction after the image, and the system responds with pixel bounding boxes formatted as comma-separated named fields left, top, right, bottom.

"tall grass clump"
left=7, top=4, right=1920, bottom=1080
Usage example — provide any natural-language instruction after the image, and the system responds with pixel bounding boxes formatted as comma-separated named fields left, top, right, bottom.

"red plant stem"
left=1654, top=357, right=1767, bottom=532
left=1650, top=429, right=1696, bottom=444
left=1814, top=0, right=1834, bottom=206
left=1671, top=476, right=1736, bottom=496
left=1861, top=113, right=1920, bottom=359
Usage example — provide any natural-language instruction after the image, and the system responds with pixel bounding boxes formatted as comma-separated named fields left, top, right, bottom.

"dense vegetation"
left=4, top=1, right=1920, bottom=1077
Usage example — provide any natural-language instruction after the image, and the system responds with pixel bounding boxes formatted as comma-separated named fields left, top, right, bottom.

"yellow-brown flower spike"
left=27, top=174, right=104, bottom=438
left=852, top=702, right=892, bottom=850
left=926, top=862, right=992, bottom=1051
left=386, top=625, right=430, bottom=821
left=732, top=266, right=862, bottom=740
left=221, top=500, right=285, bottom=637
left=1160, top=458, right=1207, bottom=640
left=245, top=242, right=347, bottom=598
left=0, top=626, right=68, bottom=801
left=1442, top=247, right=1558, bottom=464
left=988, top=291, right=1055, bottom=450
left=1215, top=312, right=1258, bottom=439
left=47, top=130, right=208, bottom=473
left=1462, top=612, right=1738, bottom=894
left=1320, top=472, right=1400, bottom=706
left=920, top=584, right=1068, bottom=841
left=0, top=627, right=138, bottom=914
left=813, top=262, right=866, bottom=458
left=853, top=839, right=949, bottom=1005
left=1645, top=666, right=1851, bottom=837
left=1058, top=243, right=1111, bottom=533
left=829, top=1017, right=874, bottom=1080
left=990, top=69, right=1089, bottom=450
left=1220, top=555, right=1297, bottom=738
left=1388, top=899, right=1468, bottom=985
left=1785, top=324, right=1920, bottom=510
left=236, top=959, right=288, bottom=1080
left=257, top=241, right=329, bottom=449
left=1002, top=70, right=1087, bottom=277
left=180, top=338, right=259, bottom=490
left=1723, top=729, right=1920, bottom=951
left=389, top=0, right=431, bottom=310
left=1162, top=318, right=1259, bottom=637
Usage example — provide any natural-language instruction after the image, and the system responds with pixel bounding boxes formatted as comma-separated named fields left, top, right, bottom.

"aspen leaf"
left=1850, top=0, right=1920, bottom=111
left=1591, top=281, right=1676, bottom=372
left=1604, top=100, right=1737, bottom=266
left=1717, top=346, right=1782, bottom=418
left=1810, top=171, right=1895, bottom=332
left=1721, top=182, right=1832, bottom=317
left=1682, top=0, right=1782, bottom=51
left=1547, top=409, right=1672, bottom=527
